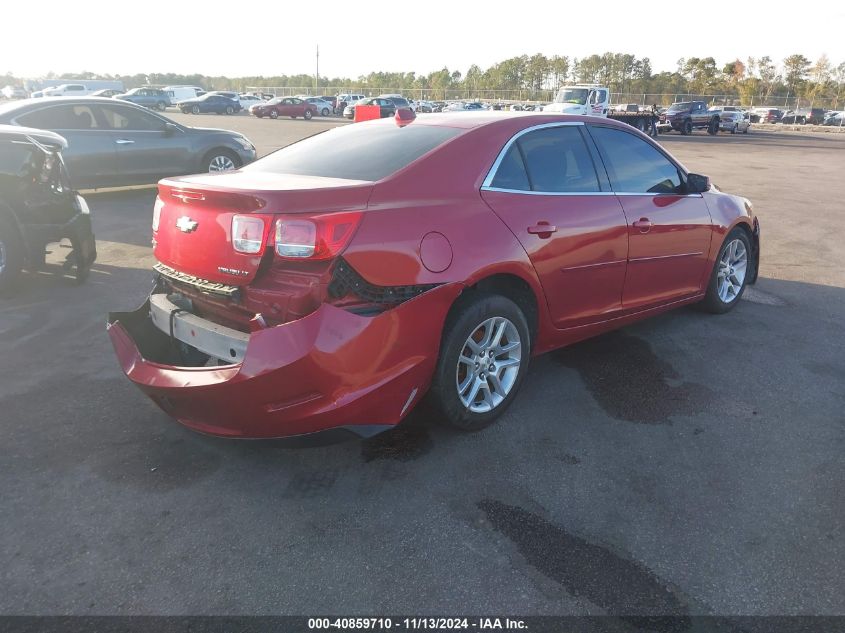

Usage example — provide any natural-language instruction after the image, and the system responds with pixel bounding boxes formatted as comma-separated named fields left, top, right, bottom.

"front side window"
left=100, top=104, right=164, bottom=131
left=589, top=126, right=683, bottom=194
left=554, top=88, right=589, bottom=105
left=0, top=141, right=38, bottom=177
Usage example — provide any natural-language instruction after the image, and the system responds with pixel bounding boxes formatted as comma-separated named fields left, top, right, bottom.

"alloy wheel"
left=456, top=316, right=522, bottom=413
left=717, top=238, right=748, bottom=303
left=208, top=155, right=236, bottom=172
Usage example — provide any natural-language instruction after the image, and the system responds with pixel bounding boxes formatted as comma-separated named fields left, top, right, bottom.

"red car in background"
left=109, top=113, right=760, bottom=440
left=249, top=96, right=317, bottom=120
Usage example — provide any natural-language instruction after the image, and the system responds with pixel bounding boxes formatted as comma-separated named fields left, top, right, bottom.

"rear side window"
left=589, top=126, right=683, bottom=194
left=519, top=127, right=600, bottom=193
left=490, top=126, right=599, bottom=193
left=247, top=124, right=462, bottom=181
left=18, top=105, right=100, bottom=130
left=491, top=145, right=530, bottom=191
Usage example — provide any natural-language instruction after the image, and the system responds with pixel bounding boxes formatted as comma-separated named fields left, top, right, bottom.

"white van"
left=164, top=85, right=203, bottom=106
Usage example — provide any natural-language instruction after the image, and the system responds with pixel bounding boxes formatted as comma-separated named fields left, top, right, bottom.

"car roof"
left=0, top=123, right=68, bottom=149
left=360, top=111, right=634, bottom=132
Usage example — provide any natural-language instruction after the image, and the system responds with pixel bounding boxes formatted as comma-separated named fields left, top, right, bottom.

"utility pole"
left=315, top=44, right=319, bottom=95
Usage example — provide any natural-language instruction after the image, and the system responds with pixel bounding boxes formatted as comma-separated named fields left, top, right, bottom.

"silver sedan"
left=718, top=111, right=751, bottom=134
left=0, top=97, right=256, bottom=188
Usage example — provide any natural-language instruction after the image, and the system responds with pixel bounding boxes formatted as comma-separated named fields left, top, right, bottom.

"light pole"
left=315, top=44, right=319, bottom=95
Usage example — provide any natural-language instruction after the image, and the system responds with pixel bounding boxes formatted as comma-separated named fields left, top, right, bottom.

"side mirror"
left=686, top=173, right=710, bottom=194
left=163, top=122, right=179, bottom=137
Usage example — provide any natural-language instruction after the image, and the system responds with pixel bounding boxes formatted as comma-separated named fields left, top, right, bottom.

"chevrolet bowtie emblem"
left=176, top=216, right=199, bottom=233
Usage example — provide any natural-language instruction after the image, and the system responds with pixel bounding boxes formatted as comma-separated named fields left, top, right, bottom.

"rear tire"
left=225, top=105, right=234, bottom=115
left=429, top=293, right=531, bottom=432
left=304, top=110, right=313, bottom=120
left=698, top=228, right=752, bottom=314
left=321, top=107, right=329, bottom=116
left=0, top=214, right=24, bottom=295
left=731, top=123, right=737, bottom=134
left=156, top=101, right=167, bottom=111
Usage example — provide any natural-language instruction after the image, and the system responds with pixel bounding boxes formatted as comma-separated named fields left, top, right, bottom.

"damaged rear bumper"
left=107, top=283, right=462, bottom=438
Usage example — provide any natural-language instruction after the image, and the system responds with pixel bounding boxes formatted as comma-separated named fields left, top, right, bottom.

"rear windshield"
left=247, top=123, right=462, bottom=181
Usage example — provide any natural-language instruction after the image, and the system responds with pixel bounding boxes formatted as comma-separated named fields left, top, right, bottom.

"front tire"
left=204, top=149, right=239, bottom=173
left=191, top=105, right=200, bottom=114
left=731, top=123, right=737, bottom=134
left=698, top=228, right=752, bottom=314
left=429, top=293, right=530, bottom=432
left=321, top=107, right=329, bottom=116
left=156, top=101, right=167, bottom=111
left=682, top=119, right=693, bottom=135
left=225, top=105, right=234, bottom=115
left=304, top=109, right=313, bottom=120
left=269, top=109, right=279, bottom=119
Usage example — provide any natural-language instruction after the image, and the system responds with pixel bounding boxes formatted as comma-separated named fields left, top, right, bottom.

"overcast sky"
left=4, top=3, right=844, bottom=79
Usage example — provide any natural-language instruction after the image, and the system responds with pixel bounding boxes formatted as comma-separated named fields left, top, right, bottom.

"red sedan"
left=109, top=113, right=760, bottom=439
left=249, top=96, right=317, bottom=120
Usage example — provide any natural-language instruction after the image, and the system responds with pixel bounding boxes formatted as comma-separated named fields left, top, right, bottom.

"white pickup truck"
left=544, top=84, right=658, bottom=135
left=42, top=84, right=91, bottom=97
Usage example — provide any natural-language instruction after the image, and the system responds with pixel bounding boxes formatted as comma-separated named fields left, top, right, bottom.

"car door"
left=294, top=98, right=309, bottom=117
left=480, top=123, right=629, bottom=329
left=14, top=103, right=119, bottom=189
left=276, top=98, right=291, bottom=116
left=378, top=99, right=394, bottom=117
left=587, top=124, right=714, bottom=311
left=205, top=96, right=220, bottom=113
left=692, top=102, right=709, bottom=125
left=99, top=102, right=190, bottom=185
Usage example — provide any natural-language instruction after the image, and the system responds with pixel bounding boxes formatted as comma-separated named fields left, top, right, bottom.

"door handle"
left=527, top=222, right=558, bottom=237
left=633, top=218, right=652, bottom=233
left=115, top=138, right=135, bottom=145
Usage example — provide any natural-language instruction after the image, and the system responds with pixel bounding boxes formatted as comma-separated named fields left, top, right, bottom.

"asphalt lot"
left=1, top=113, right=843, bottom=618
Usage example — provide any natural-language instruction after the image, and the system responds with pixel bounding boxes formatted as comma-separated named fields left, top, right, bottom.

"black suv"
left=0, top=125, right=96, bottom=292
left=781, top=108, right=825, bottom=125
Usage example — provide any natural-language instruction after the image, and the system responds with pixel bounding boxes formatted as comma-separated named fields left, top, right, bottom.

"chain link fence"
left=245, top=86, right=843, bottom=110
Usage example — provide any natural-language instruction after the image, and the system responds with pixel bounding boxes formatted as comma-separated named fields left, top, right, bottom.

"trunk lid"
left=153, top=170, right=373, bottom=284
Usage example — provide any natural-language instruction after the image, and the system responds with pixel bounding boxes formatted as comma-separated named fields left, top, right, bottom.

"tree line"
left=5, top=52, right=844, bottom=106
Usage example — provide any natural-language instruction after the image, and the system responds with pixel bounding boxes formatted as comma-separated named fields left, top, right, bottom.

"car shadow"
left=659, top=128, right=845, bottom=150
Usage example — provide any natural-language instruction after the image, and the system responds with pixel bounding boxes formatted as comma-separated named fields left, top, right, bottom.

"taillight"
left=275, top=211, right=362, bottom=260
left=152, top=196, right=163, bottom=232
left=232, top=215, right=265, bottom=253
